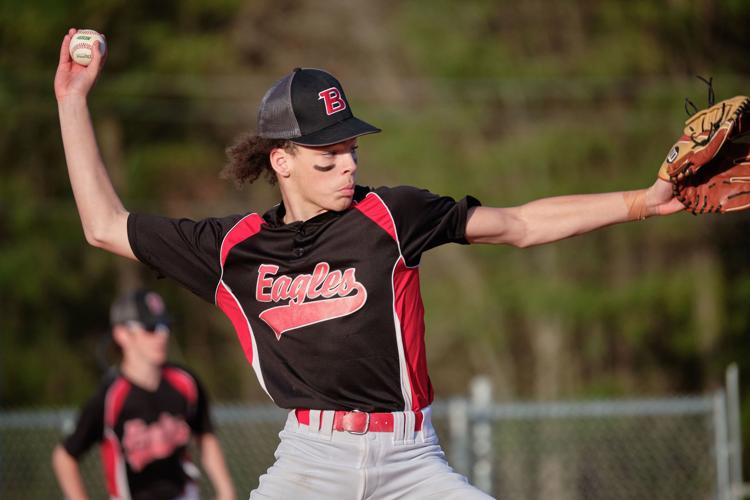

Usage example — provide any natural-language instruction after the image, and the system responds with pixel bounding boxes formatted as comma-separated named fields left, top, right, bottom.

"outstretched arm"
left=199, top=433, right=236, bottom=500
left=55, top=28, right=134, bottom=260
left=52, top=445, right=89, bottom=500
left=466, top=178, right=684, bottom=247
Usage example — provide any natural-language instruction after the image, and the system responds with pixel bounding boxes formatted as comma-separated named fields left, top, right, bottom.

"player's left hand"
left=645, top=178, right=685, bottom=216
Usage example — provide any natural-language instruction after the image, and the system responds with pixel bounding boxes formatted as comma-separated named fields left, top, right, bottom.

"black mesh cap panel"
left=257, top=72, right=301, bottom=139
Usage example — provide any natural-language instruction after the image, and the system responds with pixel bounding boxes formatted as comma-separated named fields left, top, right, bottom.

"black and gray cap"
left=110, top=289, right=172, bottom=329
left=257, top=67, right=381, bottom=146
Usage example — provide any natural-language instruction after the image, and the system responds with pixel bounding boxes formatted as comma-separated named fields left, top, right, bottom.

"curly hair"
left=222, top=135, right=297, bottom=186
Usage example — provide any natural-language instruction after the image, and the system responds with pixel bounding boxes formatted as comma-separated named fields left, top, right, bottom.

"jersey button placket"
left=292, top=224, right=306, bottom=258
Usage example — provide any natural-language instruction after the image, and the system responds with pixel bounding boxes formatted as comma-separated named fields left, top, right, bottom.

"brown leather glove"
left=658, top=95, right=750, bottom=214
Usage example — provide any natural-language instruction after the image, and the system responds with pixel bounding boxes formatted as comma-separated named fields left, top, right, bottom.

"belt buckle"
left=345, top=410, right=370, bottom=435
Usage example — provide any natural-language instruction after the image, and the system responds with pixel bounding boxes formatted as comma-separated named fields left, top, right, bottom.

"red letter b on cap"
left=318, top=87, right=347, bottom=116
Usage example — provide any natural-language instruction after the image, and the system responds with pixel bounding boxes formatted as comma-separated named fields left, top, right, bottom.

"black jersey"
left=63, top=364, right=212, bottom=500
left=128, top=185, right=480, bottom=413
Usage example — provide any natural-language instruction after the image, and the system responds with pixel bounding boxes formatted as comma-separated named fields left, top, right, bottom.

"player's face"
left=288, top=139, right=359, bottom=213
left=124, top=322, right=170, bottom=366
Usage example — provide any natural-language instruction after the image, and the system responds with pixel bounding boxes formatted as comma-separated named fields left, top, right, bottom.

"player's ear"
left=112, top=324, right=129, bottom=350
left=269, top=147, right=292, bottom=179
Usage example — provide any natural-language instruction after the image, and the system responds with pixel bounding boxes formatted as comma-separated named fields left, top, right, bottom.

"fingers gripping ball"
left=69, top=29, right=106, bottom=66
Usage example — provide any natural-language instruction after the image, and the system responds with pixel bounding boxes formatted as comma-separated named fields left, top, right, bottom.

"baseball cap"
left=257, top=67, right=381, bottom=146
left=110, top=289, right=172, bottom=330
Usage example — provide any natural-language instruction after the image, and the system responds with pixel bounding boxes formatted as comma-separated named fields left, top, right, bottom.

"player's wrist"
left=57, top=93, right=89, bottom=107
left=623, top=189, right=649, bottom=221
left=213, top=487, right=236, bottom=500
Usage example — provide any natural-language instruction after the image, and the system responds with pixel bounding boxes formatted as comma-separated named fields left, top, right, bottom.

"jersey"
left=63, top=364, right=213, bottom=500
left=128, top=185, right=480, bottom=413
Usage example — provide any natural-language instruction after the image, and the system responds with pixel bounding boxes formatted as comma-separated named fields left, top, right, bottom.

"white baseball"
left=69, top=29, right=106, bottom=66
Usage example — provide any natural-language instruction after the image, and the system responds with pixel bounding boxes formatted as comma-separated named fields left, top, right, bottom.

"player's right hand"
left=54, top=28, right=107, bottom=101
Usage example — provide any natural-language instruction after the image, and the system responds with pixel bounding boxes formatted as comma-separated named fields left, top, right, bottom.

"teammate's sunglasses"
left=125, top=321, right=170, bottom=335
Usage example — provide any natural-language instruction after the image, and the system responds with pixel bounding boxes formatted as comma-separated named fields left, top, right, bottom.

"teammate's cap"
left=110, top=289, right=172, bottom=329
left=257, top=67, right=381, bottom=146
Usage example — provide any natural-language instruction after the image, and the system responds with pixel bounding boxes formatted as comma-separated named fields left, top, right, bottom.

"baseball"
left=69, top=29, right=106, bottom=66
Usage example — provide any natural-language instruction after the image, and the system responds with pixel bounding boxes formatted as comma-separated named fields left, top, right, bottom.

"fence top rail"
left=0, top=405, right=289, bottom=430
left=0, top=409, right=76, bottom=429
left=470, top=395, right=716, bottom=420
left=212, top=405, right=288, bottom=423
left=0, top=395, right=717, bottom=429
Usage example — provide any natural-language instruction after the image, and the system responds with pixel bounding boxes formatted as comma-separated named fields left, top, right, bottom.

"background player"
left=51, top=288, right=235, bottom=500
left=55, top=28, right=683, bottom=498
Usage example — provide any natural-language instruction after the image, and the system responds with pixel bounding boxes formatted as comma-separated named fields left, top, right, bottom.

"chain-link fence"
left=453, top=396, right=722, bottom=500
left=0, top=378, right=743, bottom=499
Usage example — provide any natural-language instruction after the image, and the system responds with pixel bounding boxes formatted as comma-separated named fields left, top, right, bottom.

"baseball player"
left=51, top=289, right=235, bottom=500
left=55, top=28, right=684, bottom=499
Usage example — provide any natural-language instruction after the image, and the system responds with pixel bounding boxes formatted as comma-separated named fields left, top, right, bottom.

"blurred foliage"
left=2, top=0, right=750, bottom=444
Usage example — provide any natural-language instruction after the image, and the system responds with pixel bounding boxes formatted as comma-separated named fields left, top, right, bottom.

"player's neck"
left=120, top=358, right=162, bottom=392
left=279, top=193, right=327, bottom=224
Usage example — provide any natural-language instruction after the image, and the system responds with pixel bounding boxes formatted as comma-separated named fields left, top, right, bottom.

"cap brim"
left=291, top=116, right=381, bottom=147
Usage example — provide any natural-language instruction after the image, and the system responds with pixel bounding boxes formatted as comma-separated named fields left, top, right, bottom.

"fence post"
left=726, top=364, right=749, bottom=500
left=715, top=389, right=731, bottom=500
left=449, top=397, right=471, bottom=477
left=471, top=376, right=493, bottom=495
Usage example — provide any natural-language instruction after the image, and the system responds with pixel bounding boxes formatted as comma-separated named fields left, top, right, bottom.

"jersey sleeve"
left=374, top=185, right=481, bottom=266
left=128, top=213, right=245, bottom=303
left=62, top=390, right=106, bottom=459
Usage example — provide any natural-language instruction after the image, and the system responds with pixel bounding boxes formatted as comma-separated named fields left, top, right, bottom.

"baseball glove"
left=658, top=93, right=750, bottom=214
left=672, top=129, right=750, bottom=213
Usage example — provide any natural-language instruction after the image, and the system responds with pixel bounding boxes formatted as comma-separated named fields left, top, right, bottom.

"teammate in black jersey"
left=55, top=28, right=684, bottom=499
left=52, top=289, right=235, bottom=500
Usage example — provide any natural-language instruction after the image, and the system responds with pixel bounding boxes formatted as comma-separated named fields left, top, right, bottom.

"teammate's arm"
left=198, top=433, right=236, bottom=500
left=51, top=444, right=89, bottom=500
left=466, top=178, right=683, bottom=247
left=55, top=29, right=134, bottom=260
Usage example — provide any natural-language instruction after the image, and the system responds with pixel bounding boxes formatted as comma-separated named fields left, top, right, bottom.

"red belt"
left=295, top=409, right=423, bottom=434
